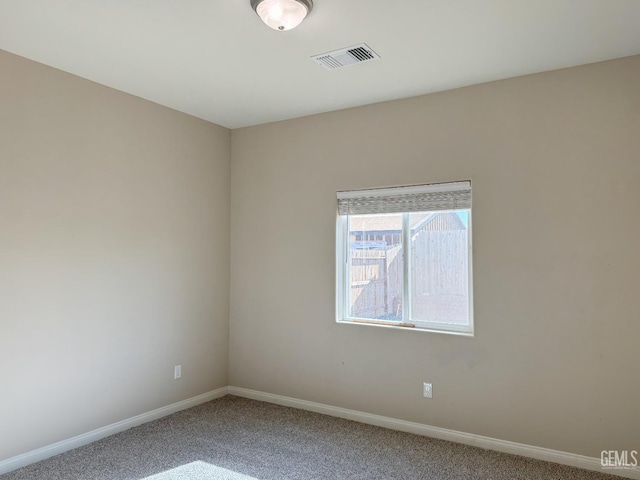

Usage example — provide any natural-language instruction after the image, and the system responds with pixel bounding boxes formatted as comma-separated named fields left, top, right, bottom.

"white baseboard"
left=228, top=386, right=640, bottom=480
left=3, top=386, right=637, bottom=479
left=0, top=387, right=229, bottom=476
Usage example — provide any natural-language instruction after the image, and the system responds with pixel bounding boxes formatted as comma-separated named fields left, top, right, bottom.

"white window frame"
left=336, top=181, right=474, bottom=336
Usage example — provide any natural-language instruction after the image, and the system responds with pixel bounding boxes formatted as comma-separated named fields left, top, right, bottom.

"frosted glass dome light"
left=251, top=0, right=313, bottom=31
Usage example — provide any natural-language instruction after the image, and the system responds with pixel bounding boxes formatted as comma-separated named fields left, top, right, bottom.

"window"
left=336, top=181, right=473, bottom=335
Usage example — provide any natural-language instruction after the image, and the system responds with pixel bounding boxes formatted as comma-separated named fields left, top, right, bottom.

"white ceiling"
left=1, top=0, right=639, bottom=128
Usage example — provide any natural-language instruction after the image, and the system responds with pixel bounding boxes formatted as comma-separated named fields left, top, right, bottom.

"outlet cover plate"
left=423, top=382, right=432, bottom=398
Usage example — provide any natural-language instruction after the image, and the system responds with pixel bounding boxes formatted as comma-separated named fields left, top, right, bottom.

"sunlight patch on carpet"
left=142, top=461, right=259, bottom=479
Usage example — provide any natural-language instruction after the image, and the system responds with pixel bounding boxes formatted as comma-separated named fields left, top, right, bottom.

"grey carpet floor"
left=1, top=395, right=621, bottom=480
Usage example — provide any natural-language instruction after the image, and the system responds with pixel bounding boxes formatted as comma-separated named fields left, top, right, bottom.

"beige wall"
left=0, top=50, right=230, bottom=460
left=230, top=55, right=640, bottom=457
left=2, top=47, right=638, bottom=463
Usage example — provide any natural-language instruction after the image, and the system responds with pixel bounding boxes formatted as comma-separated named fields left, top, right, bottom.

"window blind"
left=337, top=181, right=471, bottom=215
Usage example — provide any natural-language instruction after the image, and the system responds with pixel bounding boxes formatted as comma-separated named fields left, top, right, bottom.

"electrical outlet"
left=174, top=365, right=182, bottom=379
left=423, top=382, right=432, bottom=399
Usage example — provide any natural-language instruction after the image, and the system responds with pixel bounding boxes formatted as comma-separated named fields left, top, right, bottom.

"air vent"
left=311, top=43, right=380, bottom=70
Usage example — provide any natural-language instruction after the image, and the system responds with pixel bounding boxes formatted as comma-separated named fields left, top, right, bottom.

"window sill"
left=336, top=319, right=474, bottom=337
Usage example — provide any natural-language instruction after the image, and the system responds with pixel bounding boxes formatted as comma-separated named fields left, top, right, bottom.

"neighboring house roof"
left=350, top=212, right=464, bottom=233
left=349, top=213, right=433, bottom=233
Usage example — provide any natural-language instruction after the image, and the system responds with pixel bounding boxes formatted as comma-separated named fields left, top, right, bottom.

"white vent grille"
left=311, top=43, right=380, bottom=70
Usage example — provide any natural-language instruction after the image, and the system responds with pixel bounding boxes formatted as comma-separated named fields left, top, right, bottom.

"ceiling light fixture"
left=250, top=0, right=313, bottom=31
